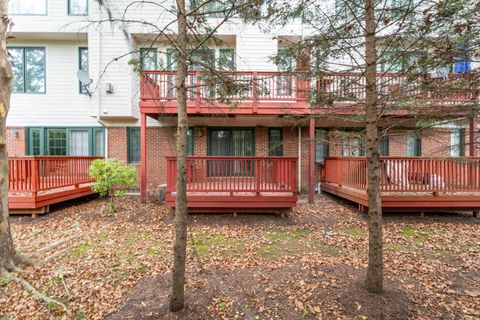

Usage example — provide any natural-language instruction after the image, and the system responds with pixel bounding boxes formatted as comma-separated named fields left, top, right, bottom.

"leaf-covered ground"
left=1, top=194, right=479, bottom=319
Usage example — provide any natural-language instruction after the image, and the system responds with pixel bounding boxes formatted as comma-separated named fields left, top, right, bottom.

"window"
left=208, top=128, right=255, bottom=156
left=315, top=130, right=329, bottom=163
left=268, top=128, right=283, bottom=156
left=277, top=49, right=294, bottom=96
left=47, top=129, right=68, bottom=156
left=8, top=0, right=47, bottom=15
left=379, top=136, right=389, bottom=156
left=407, top=132, right=421, bottom=156
left=188, top=128, right=194, bottom=156
left=128, top=128, right=141, bottom=163
left=450, top=128, right=465, bottom=157
left=79, top=47, right=88, bottom=94
left=219, top=49, right=235, bottom=71
left=8, top=47, right=46, bottom=93
left=140, top=48, right=158, bottom=71
left=68, top=0, right=88, bottom=15
left=342, top=135, right=365, bottom=156
left=27, top=128, right=105, bottom=156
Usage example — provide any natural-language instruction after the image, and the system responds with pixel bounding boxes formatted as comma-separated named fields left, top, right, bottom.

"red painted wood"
left=165, top=156, right=298, bottom=212
left=8, top=156, right=101, bottom=209
left=140, top=71, right=479, bottom=116
left=321, top=156, right=480, bottom=211
left=309, top=117, right=315, bottom=204
left=140, top=113, right=147, bottom=203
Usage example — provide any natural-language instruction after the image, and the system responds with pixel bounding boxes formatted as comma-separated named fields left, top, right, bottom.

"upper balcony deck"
left=139, top=70, right=479, bottom=116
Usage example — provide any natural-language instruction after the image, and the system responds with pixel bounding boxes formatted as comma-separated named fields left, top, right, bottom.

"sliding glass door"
left=207, top=128, right=255, bottom=176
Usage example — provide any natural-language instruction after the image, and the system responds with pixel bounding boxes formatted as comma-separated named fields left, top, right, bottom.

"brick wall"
left=6, top=127, right=26, bottom=157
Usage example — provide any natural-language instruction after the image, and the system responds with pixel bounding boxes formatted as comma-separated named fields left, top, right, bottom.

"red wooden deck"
left=321, top=156, right=480, bottom=212
left=8, top=157, right=100, bottom=210
left=166, top=156, right=298, bottom=212
left=140, top=71, right=479, bottom=116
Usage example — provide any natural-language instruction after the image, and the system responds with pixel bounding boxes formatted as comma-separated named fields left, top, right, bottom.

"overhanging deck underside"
left=321, top=182, right=480, bottom=212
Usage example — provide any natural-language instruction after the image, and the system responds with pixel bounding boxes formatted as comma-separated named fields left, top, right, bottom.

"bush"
left=89, top=158, right=137, bottom=215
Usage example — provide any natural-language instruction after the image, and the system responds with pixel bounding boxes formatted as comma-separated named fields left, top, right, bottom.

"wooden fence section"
left=8, top=156, right=100, bottom=210
left=321, top=156, right=480, bottom=212
left=166, top=156, right=298, bottom=212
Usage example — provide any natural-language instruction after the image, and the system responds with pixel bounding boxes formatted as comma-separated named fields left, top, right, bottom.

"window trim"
left=78, top=47, right=88, bottom=94
left=67, top=0, right=89, bottom=16
left=8, top=0, right=48, bottom=16
left=8, top=46, right=46, bottom=94
left=27, top=127, right=105, bottom=156
left=268, top=128, right=283, bottom=157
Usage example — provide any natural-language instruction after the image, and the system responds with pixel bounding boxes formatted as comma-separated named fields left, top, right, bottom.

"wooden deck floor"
left=321, top=181, right=480, bottom=212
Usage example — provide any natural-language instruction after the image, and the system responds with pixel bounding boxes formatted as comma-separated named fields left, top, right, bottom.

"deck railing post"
left=31, top=159, right=39, bottom=196
left=252, top=72, right=258, bottom=114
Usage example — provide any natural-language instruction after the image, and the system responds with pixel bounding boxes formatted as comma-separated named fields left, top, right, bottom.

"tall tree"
left=170, top=0, right=189, bottom=311
left=363, top=0, right=383, bottom=293
left=0, top=0, right=33, bottom=275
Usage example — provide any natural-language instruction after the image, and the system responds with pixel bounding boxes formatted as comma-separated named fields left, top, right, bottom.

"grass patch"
left=385, top=243, right=409, bottom=253
left=257, top=238, right=338, bottom=258
left=401, top=227, right=416, bottom=237
left=267, top=229, right=311, bottom=241
left=191, top=233, right=244, bottom=258
left=338, top=228, right=367, bottom=237
left=72, top=243, right=92, bottom=255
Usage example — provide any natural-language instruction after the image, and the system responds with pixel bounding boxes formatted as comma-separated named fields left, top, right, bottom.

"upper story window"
left=8, top=47, right=46, bottom=94
left=68, top=0, right=88, bottom=16
left=450, top=128, right=465, bottom=157
left=8, top=0, right=47, bottom=15
left=79, top=47, right=88, bottom=93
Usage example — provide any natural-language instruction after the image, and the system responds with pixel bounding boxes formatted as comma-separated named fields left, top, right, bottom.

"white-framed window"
left=8, top=0, right=47, bottom=15
left=450, top=128, right=465, bottom=157
left=68, top=0, right=88, bottom=15
left=8, top=47, right=46, bottom=94
left=341, top=135, right=365, bottom=156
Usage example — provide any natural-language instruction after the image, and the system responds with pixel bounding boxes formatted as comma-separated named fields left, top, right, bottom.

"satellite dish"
left=77, top=70, right=93, bottom=96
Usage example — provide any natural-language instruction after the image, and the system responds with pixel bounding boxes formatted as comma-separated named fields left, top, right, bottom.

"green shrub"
left=89, top=158, right=137, bottom=215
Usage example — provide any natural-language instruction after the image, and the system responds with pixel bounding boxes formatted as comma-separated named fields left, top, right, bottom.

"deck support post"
left=469, top=116, right=476, bottom=156
left=140, top=112, right=147, bottom=203
left=309, top=117, right=315, bottom=204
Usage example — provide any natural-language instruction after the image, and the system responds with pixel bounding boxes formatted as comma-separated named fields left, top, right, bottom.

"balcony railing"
left=141, top=70, right=479, bottom=107
left=8, top=156, right=100, bottom=196
left=166, top=156, right=298, bottom=195
left=322, top=156, right=480, bottom=193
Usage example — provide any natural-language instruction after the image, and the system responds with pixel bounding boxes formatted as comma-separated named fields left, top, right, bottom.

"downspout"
left=298, top=126, right=302, bottom=193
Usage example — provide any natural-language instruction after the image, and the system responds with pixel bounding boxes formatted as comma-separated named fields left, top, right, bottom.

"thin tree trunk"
left=363, top=0, right=383, bottom=293
left=0, top=0, right=18, bottom=275
left=170, top=0, right=189, bottom=312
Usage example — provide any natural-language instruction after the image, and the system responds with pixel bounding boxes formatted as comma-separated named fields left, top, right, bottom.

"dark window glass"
left=219, top=49, right=235, bottom=71
left=47, top=129, right=67, bottom=156
left=140, top=48, right=157, bottom=71
left=268, top=128, right=283, bottom=156
left=407, top=132, right=421, bottom=156
left=188, top=128, right=194, bottom=156
left=315, top=130, right=329, bottom=162
left=379, top=136, right=389, bottom=156
left=128, top=128, right=141, bottom=163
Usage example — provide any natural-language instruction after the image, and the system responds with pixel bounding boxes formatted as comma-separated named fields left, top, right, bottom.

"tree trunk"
left=0, top=0, right=17, bottom=274
left=170, top=0, right=189, bottom=312
left=363, top=0, right=384, bottom=293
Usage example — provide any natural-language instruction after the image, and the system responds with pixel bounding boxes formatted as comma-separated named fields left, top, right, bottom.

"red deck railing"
left=141, top=70, right=479, bottom=105
left=322, top=156, right=480, bottom=193
left=166, top=156, right=298, bottom=195
left=8, top=156, right=100, bottom=196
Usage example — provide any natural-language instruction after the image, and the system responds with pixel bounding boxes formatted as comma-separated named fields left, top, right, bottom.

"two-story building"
left=6, top=0, right=480, bottom=213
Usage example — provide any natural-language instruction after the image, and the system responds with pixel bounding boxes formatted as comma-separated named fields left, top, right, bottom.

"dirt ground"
left=1, top=194, right=479, bottom=319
